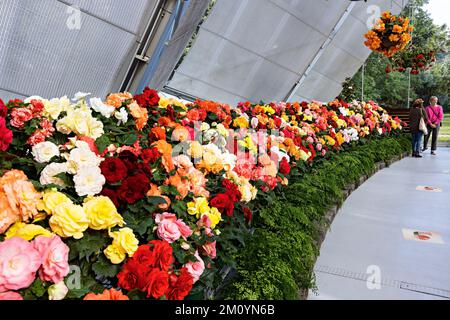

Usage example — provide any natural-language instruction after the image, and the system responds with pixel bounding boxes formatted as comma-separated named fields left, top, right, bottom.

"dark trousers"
left=412, top=132, right=423, bottom=154
left=424, top=125, right=440, bottom=151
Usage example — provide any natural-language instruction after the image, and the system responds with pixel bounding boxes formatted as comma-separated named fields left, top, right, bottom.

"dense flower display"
left=365, top=11, right=413, bottom=58
left=386, top=49, right=436, bottom=75
left=0, top=88, right=403, bottom=300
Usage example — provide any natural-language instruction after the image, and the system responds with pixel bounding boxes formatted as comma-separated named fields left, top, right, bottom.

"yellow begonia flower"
left=37, top=189, right=73, bottom=215
left=110, top=228, right=138, bottom=256
left=266, top=106, right=276, bottom=115
left=325, top=135, right=336, bottom=146
left=49, top=203, right=89, bottom=239
left=233, top=117, right=249, bottom=129
left=238, top=136, right=258, bottom=154
left=336, top=132, right=345, bottom=146
left=83, top=196, right=125, bottom=231
left=187, top=197, right=210, bottom=219
left=187, top=198, right=222, bottom=229
left=188, top=141, right=203, bottom=159
left=203, top=207, right=222, bottom=229
left=104, top=244, right=127, bottom=265
left=104, top=228, right=139, bottom=264
left=6, top=222, right=52, bottom=241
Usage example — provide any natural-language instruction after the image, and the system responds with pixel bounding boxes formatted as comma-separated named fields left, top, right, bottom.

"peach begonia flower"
left=0, top=170, right=42, bottom=234
left=152, top=140, right=175, bottom=173
left=83, top=288, right=129, bottom=300
left=172, top=125, right=190, bottom=142
left=128, top=102, right=148, bottom=131
left=165, top=173, right=190, bottom=200
left=106, top=92, right=133, bottom=108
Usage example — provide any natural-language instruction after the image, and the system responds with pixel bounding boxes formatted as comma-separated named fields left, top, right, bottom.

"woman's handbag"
left=419, top=117, right=428, bottom=135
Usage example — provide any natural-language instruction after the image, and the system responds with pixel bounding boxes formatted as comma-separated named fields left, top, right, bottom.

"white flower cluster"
left=36, top=140, right=105, bottom=197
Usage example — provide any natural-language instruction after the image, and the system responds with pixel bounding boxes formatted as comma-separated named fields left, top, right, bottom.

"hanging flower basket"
left=386, top=47, right=436, bottom=75
left=364, top=11, right=414, bottom=58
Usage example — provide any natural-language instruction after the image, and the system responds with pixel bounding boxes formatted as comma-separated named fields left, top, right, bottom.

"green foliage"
left=67, top=231, right=109, bottom=261
left=220, top=136, right=410, bottom=300
left=21, top=279, right=48, bottom=300
left=92, top=254, right=121, bottom=278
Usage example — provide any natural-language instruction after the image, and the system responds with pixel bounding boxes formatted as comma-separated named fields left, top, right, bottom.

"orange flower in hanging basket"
left=364, top=11, right=413, bottom=58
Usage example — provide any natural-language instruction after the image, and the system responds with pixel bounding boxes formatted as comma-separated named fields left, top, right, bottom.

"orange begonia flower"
left=147, top=184, right=171, bottom=210
left=83, top=289, right=129, bottom=300
left=151, top=127, right=167, bottom=141
left=153, top=140, right=175, bottom=173
left=106, top=92, right=133, bottom=108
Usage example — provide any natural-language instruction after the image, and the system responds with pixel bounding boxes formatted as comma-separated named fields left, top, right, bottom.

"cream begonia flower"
left=32, top=141, right=60, bottom=163
left=73, top=167, right=105, bottom=197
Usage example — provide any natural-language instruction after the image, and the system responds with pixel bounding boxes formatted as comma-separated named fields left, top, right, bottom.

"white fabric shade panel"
left=168, top=0, right=407, bottom=104
left=0, top=0, right=156, bottom=101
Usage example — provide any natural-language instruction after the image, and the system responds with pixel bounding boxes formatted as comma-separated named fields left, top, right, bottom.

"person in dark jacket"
left=409, top=99, right=429, bottom=158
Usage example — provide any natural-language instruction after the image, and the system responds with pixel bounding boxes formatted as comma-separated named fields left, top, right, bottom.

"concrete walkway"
left=309, top=148, right=450, bottom=300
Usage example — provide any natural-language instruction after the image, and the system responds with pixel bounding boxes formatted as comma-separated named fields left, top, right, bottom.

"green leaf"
left=55, top=172, right=74, bottom=187
left=116, top=133, right=138, bottom=146
left=22, top=279, right=47, bottom=300
left=123, top=211, right=154, bottom=237
left=95, top=135, right=111, bottom=154
left=147, top=196, right=168, bottom=206
left=171, top=200, right=187, bottom=217
left=92, top=254, right=120, bottom=278
left=67, top=231, right=109, bottom=261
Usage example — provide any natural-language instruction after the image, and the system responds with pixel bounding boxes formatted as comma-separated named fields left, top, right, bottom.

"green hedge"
left=221, top=135, right=411, bottom=300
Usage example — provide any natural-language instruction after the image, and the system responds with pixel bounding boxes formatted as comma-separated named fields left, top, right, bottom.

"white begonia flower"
left=40, top=162, right=69, bottom=186
left=251, top=117, right=259, bottom=129
left=220, top=153, right=237, bottom=172
left=204, top=129, right=218, bottom=142
left=48, top=281, right=69, bottom=301
left=32, top=141, right=60, bottom=163
left=239, top=182, right=258, bottom=203
left=56, top=117, right=73, bottom=135
left=43, top=96, right=71, bottom=120
left=270, top=146, right=290, bottom=163
left=68, top=143, right=102, bottom=174
left=200, top=122, right=210, bottom=132
left=73, top=92, right=92, bottom=101
left=114, top=107, right=129, bottom=126
left=73, top=167, right=106, bottom=197
left=339, top=107, right=349, bottom=117
left=89, top=98, right=115, bottom=119
left=216, top=123, right=229, bottom=137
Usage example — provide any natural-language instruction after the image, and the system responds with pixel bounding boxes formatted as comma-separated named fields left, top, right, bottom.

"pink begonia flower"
left=202, top=241, right=217, bottom=259
left=183, top=252, right=205, bottom=283
left=0, top=291, right=23, bottom=300
left=155, top=213, right=193, bottom=244
left=316, top=143, right=323, bottom=151
left=10, top=108, right=33, bottom=128
left=197, top=215, right=212, bottom=229
left=0, top=237, right=41, bottom=292
left=33, top=235, right=70, bottom=284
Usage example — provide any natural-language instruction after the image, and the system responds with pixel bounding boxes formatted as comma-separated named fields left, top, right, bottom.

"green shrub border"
left=220, top=135, right=411, bottom=300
